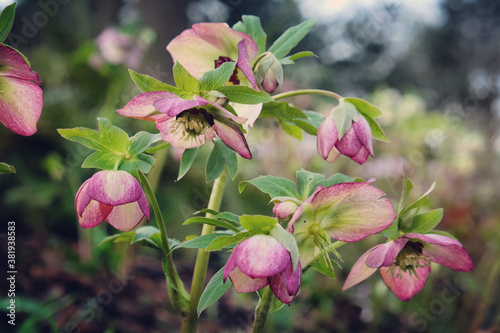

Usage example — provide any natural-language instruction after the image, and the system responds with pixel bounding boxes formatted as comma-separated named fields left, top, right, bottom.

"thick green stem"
left=273, top=88, right=342, bottom=101
left=138, top=171, right=190, bottom=314
left=181, top=171, right=228, bottom=333
left=252, top=286, right=273, bottom=333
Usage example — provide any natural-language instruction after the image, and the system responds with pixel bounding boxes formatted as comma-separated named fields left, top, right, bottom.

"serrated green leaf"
left=0, top=162, right=15, bottom=175
left=131, top=226, right=162, bottom=248
left=171, top=231, right=234, bottom=252
left=214, top=212, right=240, bottom=224
left=240, top=215, right=277, bottom=232
left=129, top=69, right=182, bottom=94
left=331, top=101, right=360, bottom=139
left=406, top=209, right=443, bottom=234
left=345, top=97, right=383, bottom=119
left=0, top=3, right=16, bottom=43
left=296, top=169, right=325, bottom=199
left=268, top=19, right=316, bottom=59
left=270, top=224, right=299, bottom=270
left=129, top=132, right=161, bottom=155
left=177, top=148, right=198, bottom=181
left=199, top=62, right=236, bottom=91
left=82, top=151, right=122, bottom=170
left=239, top=175, right=300, bottom=199
left=183, top=217, right=241, bottom=233
left=197, top=266, right=232, bottom=317
left=173, top=61, right=201, bottom=93
left=217, top=85, right=272, bottom=104
left=260, top=101, right=307, bottom=121
left=292, top=110, right=324, bottom=136
left=119, top=153, right=156, bottom=176
left=280, top=121, right=302, bottom=140
left=205, top=231, right=252, bottom=252
left=97, top=118, right=130, bottom=153
left=58, top=127, right=109, bottom=151
left=233, top=15, right=267, bottom=54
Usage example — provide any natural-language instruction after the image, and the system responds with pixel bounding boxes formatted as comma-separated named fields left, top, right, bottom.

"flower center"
left=214, top=56, right=240, bottom=85
left=388, top=241, right=431, bottom=279
left=172, top=108, right=214, bottom=143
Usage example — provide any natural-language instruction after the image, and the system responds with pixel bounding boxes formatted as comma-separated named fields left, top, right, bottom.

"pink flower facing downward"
left=287, top=182, right=396, bottom=267
left=223, top=234, right=302, bottom=304
left=343, top=233, right=474, bottom=301
left=167, top=23, right=262, bottom=127
left=75, top=170, right=150, bottom=232
left=317, top=110, right=373, bottom=165
left=117, top=91, right=252, bottom=159
left=0, top=44, right=43, bottom=136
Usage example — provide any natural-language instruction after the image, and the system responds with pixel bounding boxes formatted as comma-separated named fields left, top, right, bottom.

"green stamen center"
left=388, top=241, right=430, bottom=279
left=172, top=108, right=214, bottom=143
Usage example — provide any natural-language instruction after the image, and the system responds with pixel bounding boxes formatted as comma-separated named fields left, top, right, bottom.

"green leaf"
left=260, top=101, right=307, bottom=122
left=280, top=121, right=302, bottom=140
left=398, top=172, right=414, bottom=215
left=331, top=101, right=360, bottom=139
left=205, top=231, right=252, bottom=252
left=177, top=148, right=198, bottom=181
left=310, top=256, right=336, bottom=279
left=0, top=162, right=15, bottom=175
left=217, top=85, right=272, bottom=104
left=401, top=182, right=436, bottom=217
left=197, top=266, right=232, bottom=317
left=214, top=212, right=240, bottom=224
left=82, top=151, right=122, bottom=170
left=145, top=142, right=170, bottom=154
left=129, top=132, right=161, bottom=155
left=270, top=224, right=299, bottom=270
left=0, top=2, right=16, bottom=43
left=268, top=19, right=316, bottom=59
left=381, top=216, right=401, bottom=240
left=233, top=15, right=267, bottom=54
left=119, top=153, right=156, bottom=176
left=406, top=209, right=444, bottom=234
left=97, top=118, right=130, bottom=153
left=58, top=127, right=109, bottom=151
left=130, top=226, right=162, bottom=248
left=296, top=169, right=326, bottom=199
left=292, top=110, right=325, bottom=136
left=129, top=69, right=182, bottom=94
left=364, top=115, right=389, bottom=142
left=171, top=231, right=234, bottom=252
left=239, top=175, right=300, bottom=199
left=199, top=62, right=236, bottom=91
left=345, top=97, right=383, bottom=119
left=183, top=217, right=241, bottom=233
left=280, top=51, right=317, bottom=65
left=240, top=215, right=277, bottom=232
left=206, top=141, right=226, bottom=183
left=173, top=61, right=201, bottom=93
left=217, top=139, right=238, bottom=180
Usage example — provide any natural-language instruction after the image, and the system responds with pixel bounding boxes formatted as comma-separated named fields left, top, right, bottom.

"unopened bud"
left=254, top=52, right=283, bottom=93
left=204, top=90, right=227, bottom=105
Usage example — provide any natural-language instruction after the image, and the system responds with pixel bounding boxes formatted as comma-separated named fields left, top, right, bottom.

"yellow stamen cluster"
left=387, top=242, right=430, bottom=279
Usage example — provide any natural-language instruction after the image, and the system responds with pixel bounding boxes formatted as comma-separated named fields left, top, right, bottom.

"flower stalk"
left=273, top=89, right=342, bottom=101
left=252, top=286, right=273, bottom=333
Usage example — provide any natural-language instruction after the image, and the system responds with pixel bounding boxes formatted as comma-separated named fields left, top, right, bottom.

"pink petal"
left=87, top=170, right=143, bottom=206
left=106, top=201, right=146, bottom=231
left=0, top=45, right=41, bottom=84
left=75, top=179, right=92, bottom=216
left=311, top=183, right=396, bottom=242
left=380, top=263, right=431, bottom=301
left=336, top=124, right=363, bottom=157
left=352, top=115, right=374, bottom=156
left=0, top=77, right=43, bottom=136
left=223, top=251, right=238, bottom=282
left=78, top=200, right=113, bottom=228
left=153, top=96, right=207, bottom=118
left=342, top=247, right=378, bottom=290
left=405, top=233, right=463, bottom=247
left=227, top=267, right=269, bottom=293
left=268, top=261, right=302, bottom=304
left=212, top=116, right=252, bottom=159
left=366, top=238, right=408, bottom=268
left=236, top=39, right=258, bottom=90
left=233, top=235, right=290, bottom=278
left=117, top=91, right=175, bottom=120
left=317, top=116, right=339, bottom=160
left=350, top=147, right=370, bottom=164
left=137, top=192, right=150, bottom=221
left=273, top=200, right=300, bottom=220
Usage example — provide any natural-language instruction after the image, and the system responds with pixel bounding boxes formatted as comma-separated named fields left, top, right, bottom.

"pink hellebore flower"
left=0, top=44, right=43, bottom=136
left=75, top=170, right=150, bottom=232
left=343, top=233, right=474, bottom=301
left=223, top=234, right=302, bottom=304
left=317, top=112, right=373, bottom=165
left=117, top=91, right=252, bottom=159
left=287, top=182, right=396, bottom=266
left=167, top=23, right=262, bottom=126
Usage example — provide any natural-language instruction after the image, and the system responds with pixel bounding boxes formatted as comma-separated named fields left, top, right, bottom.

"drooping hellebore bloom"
left=0, top=44, right=43, bottom=136
left=117, top=91, right=252, bottom=159
left=167, top=23, right=262, bottom=126
left=317, top=107, right=373, bottom=164
left=287, top=182, right=396, bottom=267
left=223, top=234, right=302, bottom=304
left=342, top=233, right=474, bottom=301
left=75, top=170, right=150, bottom=232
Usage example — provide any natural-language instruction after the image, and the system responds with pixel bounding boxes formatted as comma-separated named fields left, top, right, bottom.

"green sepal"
left=344, top=97, right=389, bottom=142
left=331, top=100, right=360, bottom=140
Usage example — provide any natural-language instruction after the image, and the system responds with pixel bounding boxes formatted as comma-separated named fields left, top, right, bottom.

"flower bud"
left=273, top=199, right=300, bottom=220
left=203, top=90, right=227, bottom=105
left=254, top=52, right=283, bottom=93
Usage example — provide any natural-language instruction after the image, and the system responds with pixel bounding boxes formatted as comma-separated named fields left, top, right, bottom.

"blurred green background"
left=0, top=0, right=498, bottom=332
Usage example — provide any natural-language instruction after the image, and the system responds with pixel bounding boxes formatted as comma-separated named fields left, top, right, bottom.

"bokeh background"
left=0, top=0, right=499, bottom=332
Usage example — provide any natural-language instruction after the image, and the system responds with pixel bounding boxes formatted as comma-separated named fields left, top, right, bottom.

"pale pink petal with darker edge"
left=380, top=263, right=431, bottom=301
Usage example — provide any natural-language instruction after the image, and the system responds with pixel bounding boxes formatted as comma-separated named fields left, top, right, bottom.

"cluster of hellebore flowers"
left=66, top=16, right=474, bottom=326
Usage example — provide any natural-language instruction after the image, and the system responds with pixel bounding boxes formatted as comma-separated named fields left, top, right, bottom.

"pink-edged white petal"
left=227, top=267, right=269, bottom=293
left=87, top=170, right=143, bottom=206
left=153, top=96, right=208, bottom=118
left=405, top=233, right=463, bottom=247
left=231, top=235, right=290, bottom=278
left=106, top=201, right=146, bottom=231
left=311, top=182, right=396, bottom=242
left=366, top=238, right=408, bottom=268
left=268, top=261, right=302, bottom=304
left=0, top=76, right=43, bottom=136
left=117, top=91, right=175, bottom=120
left=317, top=116, right=339, bottom=160
left=212, top=115, right=252, bottom=159
left=342, top=247, right=379, bottom=290
left=380, top=262, right=431, bottom=301
left=77, top=201, right=113, bottom=229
